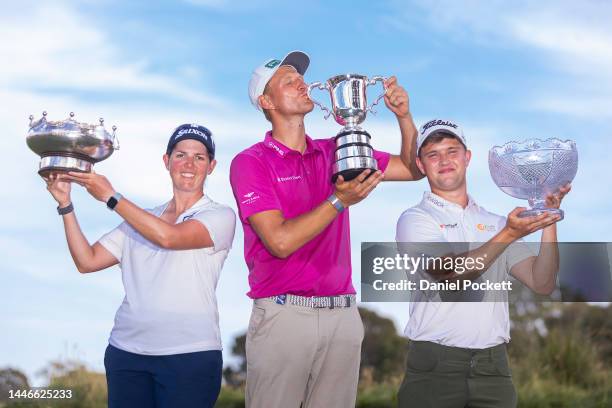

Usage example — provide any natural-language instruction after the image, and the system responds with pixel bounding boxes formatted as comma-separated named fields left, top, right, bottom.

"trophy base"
left=38, top=153, right=93, bottom=179
left=518, top=207, right=564, bottom=220
left=332, top=129, right=377, bottom=183
left=332, top=156, right=378, bottom=183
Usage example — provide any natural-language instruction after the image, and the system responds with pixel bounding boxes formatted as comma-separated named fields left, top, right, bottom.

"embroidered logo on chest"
left=277, top=175, right=302, bottom=182
left=439, top=223, right=458, bottom=229
left=476, top=223, right=496, bottom=232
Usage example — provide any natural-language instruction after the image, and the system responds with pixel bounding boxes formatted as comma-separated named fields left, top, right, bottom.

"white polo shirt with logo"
left=395, top=191, right=533, bottom=349
left=98, top=195, right=236, bottom=355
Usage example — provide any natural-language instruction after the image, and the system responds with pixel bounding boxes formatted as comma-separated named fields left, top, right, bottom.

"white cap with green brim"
left=248, top=50, right=310, bottom=111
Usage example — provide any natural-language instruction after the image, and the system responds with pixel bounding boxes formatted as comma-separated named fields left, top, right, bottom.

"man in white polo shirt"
left=46, top=124, right=236, bottom=408
left=395, top=119, right=571, bottom=407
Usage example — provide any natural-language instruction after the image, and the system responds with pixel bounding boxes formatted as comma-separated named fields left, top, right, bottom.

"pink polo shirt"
left=230, top=131, right=390, bottom=299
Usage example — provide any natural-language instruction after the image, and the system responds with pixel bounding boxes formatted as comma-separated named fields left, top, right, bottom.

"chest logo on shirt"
left=277, top=175, right=302, bottom=182
left=439, top=223, right=458, bottom=229
left=476, top=223, right=496, bottom=232
left=242, top=191, right=261, bottom=205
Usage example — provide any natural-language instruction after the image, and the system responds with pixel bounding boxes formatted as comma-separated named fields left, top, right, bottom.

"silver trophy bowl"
left=489, top=138, right=578, bottom=219
left=308, top=74, right=386, bottom=182
left=26, top=111, right=119, bottom=179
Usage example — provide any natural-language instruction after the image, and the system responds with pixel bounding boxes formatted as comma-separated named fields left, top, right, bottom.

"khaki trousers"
left=245, top=298, right=364, bottom=408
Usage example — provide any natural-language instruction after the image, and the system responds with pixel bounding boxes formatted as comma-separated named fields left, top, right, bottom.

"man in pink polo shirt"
left=229, top=50, right=423, bottom=408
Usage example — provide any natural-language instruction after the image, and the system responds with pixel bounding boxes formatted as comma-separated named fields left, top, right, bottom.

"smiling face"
left=258, top=65, right=314, bottom=119
left=163, top=139, right=216, bottom=193
left=417, top=134, right=471, bottom=193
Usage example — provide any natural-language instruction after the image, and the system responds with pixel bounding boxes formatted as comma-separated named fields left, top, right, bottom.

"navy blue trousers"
left=104, top=344, right=222, bottom=408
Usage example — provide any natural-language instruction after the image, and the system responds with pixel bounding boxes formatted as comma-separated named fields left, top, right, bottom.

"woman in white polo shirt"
left=45, top=124, right=236, bottom=408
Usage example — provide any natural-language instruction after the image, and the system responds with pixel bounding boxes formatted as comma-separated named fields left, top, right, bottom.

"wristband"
left=327, top=193, right=345, bottom=213
left=106, top=192, right=123, bottom=211
left=57, top=202, right=74, bottom=215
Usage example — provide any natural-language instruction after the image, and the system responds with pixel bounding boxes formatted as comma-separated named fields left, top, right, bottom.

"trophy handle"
left=307, top=81, right=332, bottom=119
left=100, top=118, right=120, bottom=150
left=112, top=125, right=120, bottom=150
left=366, top=76, right=388, bottom=115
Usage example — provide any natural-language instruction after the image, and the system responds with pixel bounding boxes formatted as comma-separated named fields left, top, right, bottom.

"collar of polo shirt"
left=263, top=131, right=322, bottom=158
left=423, top=191, right=479, bottom=212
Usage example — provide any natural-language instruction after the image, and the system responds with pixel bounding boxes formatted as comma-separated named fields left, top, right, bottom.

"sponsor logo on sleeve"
left=242, top=191, right=261, bottom=205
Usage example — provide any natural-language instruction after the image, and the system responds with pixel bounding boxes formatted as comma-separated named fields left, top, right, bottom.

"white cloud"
left=509, top=18, right=612, bottom=75
left=0, top=2, right=224, bottom=107
left=391, top=0, right=612, bottom=118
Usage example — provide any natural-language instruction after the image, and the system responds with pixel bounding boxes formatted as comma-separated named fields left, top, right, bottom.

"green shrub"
left=215, top=387, right=245, bottom=408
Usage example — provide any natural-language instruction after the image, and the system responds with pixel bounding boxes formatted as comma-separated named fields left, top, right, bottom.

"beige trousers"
left=245, top=298, right=364, bottom=408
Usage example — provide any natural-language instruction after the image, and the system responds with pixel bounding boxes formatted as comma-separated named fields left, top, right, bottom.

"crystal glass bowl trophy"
left=489, top=138, right=578, bottom=219
left=308, top=74, right=386, bottom=182
left=26, top=111, right=119, bottom=179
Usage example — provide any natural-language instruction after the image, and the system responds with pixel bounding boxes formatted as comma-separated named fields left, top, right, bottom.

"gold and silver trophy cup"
left=308, top=74, right=386, bottom=182
left=489, top=138, right=578, bottom=220
left=26, top=111, right=119, bottom=179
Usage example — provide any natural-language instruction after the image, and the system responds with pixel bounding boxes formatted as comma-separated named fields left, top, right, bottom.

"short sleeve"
left=372, top=148, right=391, bottom=173
left=97, top=222, right=128, bottom=262
left=191, top=206, right=236, bottom=252
left=505, top=240, right=536, bottom=270
left=396, top=208, right=445, bottom=243
left=230, top=153, right=282, bottom=223
left=496, top=217, right=535, bottom=271
left=395, top=208, right=455, bottom=261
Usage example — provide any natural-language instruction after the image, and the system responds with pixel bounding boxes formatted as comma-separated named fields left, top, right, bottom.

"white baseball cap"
left=417, top=118, right=467, bottom=155
left=248, top=50, right=310, bottom=111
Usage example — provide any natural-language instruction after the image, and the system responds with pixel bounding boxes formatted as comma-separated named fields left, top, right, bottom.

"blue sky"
left=1, top=0, right=611, bottom=385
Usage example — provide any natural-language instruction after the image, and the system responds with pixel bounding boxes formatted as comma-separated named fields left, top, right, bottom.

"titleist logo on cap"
left=422, top=119, right=458, bottom=132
